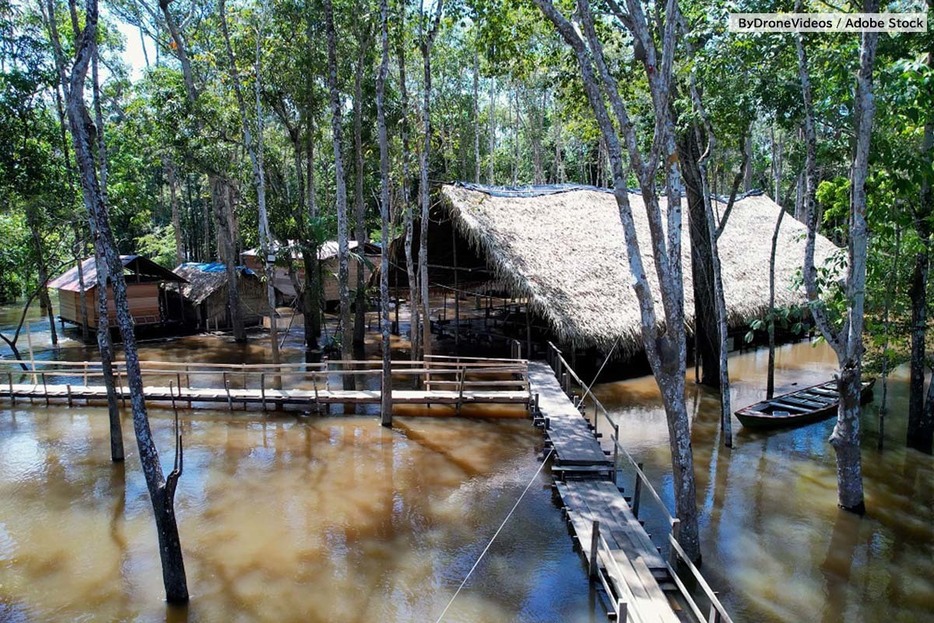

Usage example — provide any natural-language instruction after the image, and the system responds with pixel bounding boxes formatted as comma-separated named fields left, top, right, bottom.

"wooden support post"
left=41, top=373, right=49, bottom=406
left=8, top=372, right=14, bottom=406
left=525, top=298, right=532, bottom=359
left=669, top=518, right=681, bottom=568
left=261, top=373, right=267, bottom=411
left=116, top=367, right=126, bottom=407
left=617, top=600, right=627, bottom=623
left=563, top=372, right=570, bottom=395
left=223, top=372, right=232, bottom=411
left=26, top=321, right=34, bottom=369
left=456, top=367, right=466, bottom=416
left=633, top=462, right=643, bottom=519
left=589, top=520, right=600, bottom=580
left=452, top=224, right=460, bottom=349
left=708, top=603, right=722, bottom=623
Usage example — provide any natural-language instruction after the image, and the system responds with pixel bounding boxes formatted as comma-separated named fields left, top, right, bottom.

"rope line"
left=577, top=335, right=620, bottom=406
left=433, top=447, right=555, bottom=623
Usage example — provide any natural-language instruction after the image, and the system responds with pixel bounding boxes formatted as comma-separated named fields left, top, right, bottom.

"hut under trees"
left=48, top=255, right=187, bottom=333
left=241, top=240, right=380, bottom=307
left=166, top=262, right=276, bottom=331
left=385, top=184, right=839, bottom=360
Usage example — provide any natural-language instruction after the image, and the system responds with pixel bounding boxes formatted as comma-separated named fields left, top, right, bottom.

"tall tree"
left=417, top=0, right=443, bottom=362
left=323, top=0, right=354, bottom=388
left=798, top=0, right=880, bottom=513
left=534, top=0, right=701, bottom=561
left=395, top=13, right=419, bottom=359
left=377, top=0, right=392, bottom=426
left=906, top=46, right=934, bottom=455
left=352, top=18, right=374, bottom=349
left=218, top=0, right=279, bottom=368
left=157, top=0, right=246, bottom=343
left=46, top=0, right=187, bottom=600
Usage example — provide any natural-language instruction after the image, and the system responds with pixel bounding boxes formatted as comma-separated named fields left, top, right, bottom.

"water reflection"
left=595, top=340, right=934, bottom=623
left=0, top=408, right=599, bottom=622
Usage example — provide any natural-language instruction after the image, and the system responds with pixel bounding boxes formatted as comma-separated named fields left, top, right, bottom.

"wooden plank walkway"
left=0, top=382, right=529, bottom=408
left=0, top=356, right=531, bottom=412
left=529, top=359, right=685, bottom=622
left=528, top=361, right=612, bottom=472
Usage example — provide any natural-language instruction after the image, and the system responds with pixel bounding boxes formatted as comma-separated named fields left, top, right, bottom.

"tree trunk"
left=218, top=0, right=278, bottom=365
left=766, top=203, right=785, bottom=399
left=798, top=1, right=878, bottom=510
left=678, top=130, right=719, bottom=387
left=303, top=128, right=321, bottom=352
left=488, top=74, right=495, bottom=185
left=377, top=0, right=393, bottom=426
left=534, top=0, right=700, bottom=562
left=396, top=24, right=419, bottom=359
left=353, top=33, right=370, bottom=349
left=907, top=242, right=932, bottom=452
left=743, top=132, right=753, bottom=192
left=324, top=0, right=355, bottom=389
left=166, top=158, right=184, bottom=265
left=473, top=52, right=480, bottom=183
left=57, top=0, right=187, bottom=600
left=25, top=207, right=58, bottom=346
left=93, top=248, right=124, bottom=462
left=159, top=0, right=245, bottom=343
left=418, top=1, right=443, bottom=364
left=907, top=51, right=934, bottom=454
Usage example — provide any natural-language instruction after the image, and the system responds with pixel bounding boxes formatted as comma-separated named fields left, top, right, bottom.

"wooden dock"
left=0, top=356, right=530, bottom=413
left=530, top=343, right=732, bottom=623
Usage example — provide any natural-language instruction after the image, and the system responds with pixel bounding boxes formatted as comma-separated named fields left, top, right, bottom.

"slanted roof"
left=241, top=240, right=380, bottom=262
left=48, top=255, right=186, bottom=293
left=441, top=183, right=839, bottom=353
left=168, top=263, right=260, bottom=305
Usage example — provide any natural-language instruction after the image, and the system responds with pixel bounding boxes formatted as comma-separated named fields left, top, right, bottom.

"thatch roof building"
left=390, top=184, right=839, bottom=354
left=166, top=263, right=274, bottom=330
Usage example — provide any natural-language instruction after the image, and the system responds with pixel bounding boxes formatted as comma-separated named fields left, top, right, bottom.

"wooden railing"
left=0, top=356, right=530, bottom=408
left=545, top=342, right=732, bottom=623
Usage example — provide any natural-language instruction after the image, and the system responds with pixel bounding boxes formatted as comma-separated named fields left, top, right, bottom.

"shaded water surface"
left=0, top=410, right=598, bottom=622
left=595, top=341, right=934, bottom=623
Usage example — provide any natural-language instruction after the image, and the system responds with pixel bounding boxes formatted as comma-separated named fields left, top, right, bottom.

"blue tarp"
left=179, top=262, right=256, bottom=276
left=453, top=181, right=764, bottom=204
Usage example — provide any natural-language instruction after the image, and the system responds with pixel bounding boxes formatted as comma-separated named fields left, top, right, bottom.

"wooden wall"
left=58, top=283, right=163, bottom=328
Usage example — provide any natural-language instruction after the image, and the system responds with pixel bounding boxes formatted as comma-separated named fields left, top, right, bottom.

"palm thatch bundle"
left=442, top=184, right=839, bottom=354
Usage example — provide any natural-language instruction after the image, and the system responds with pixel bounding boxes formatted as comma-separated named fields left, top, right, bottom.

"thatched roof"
left=49, top=255, right=186, bottom=292
left=169, top=263, right=260, bottom=305
left=442, top=184, right=839, bottom=353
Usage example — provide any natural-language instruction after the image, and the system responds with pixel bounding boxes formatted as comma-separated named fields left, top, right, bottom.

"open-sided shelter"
left=385, top=183, right=839, bottom=355
left=48, top=255, right=187, bottom=333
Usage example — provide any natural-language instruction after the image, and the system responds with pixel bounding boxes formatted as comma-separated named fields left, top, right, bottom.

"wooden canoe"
left=735, top=378, right=876, bottom=429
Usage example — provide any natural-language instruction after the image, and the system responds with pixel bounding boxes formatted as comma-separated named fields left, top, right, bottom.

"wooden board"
left=528, top=362, right=611, bottom=467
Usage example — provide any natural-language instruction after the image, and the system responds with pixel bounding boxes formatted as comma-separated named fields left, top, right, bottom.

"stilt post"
left=589, top=520, right=600, bottom=579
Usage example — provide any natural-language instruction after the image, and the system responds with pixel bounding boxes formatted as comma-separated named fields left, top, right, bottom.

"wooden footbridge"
left=529, top=343, right=733, bottom=623
left=0, top=356, right=530, bottom=413
left=0, top=347, right=731, bottom=622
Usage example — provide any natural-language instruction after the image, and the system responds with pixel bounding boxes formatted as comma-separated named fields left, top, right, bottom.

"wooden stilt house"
left=165, top=262, right=274, bottom=331
left=48, top=255, right=187, bottom=333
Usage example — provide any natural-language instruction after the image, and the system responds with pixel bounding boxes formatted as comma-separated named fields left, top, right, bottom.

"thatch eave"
left=439, top=183, right=839, bottom=355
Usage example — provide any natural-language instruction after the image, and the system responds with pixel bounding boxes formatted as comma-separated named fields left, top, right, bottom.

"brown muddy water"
left=2, top=304, right=933, bottom=622
left=596, top=340, right=934, bottom=623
